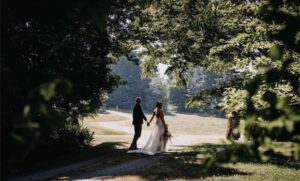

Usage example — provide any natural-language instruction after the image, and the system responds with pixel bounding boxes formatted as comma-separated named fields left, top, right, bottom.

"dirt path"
left=6, top=153, right=121, bottom=181
left=7, top=111, right=227, bottom=181
left=73, top=155, right=163, bottom=181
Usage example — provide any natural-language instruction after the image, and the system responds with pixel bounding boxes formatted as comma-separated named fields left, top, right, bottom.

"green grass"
left=124, top=161, right=299, bottom=181
left=84, top=113, right=128, bottom=122
left=116, top=112, right=228, bottom=135
left=133, top=161, right=300, bottom=181
left=83, top=111, right=230, bottom=151
left=83, top=111, right=131, bottom=137
left=205, top=163, right=300, bottom=181
left=93, top=135, right=131, bottom=144
left=92, top=126, right=129, bottom=135
left=84, top=111, right=228, bottom=137
left=165, top=113, right=227, bottom=135
left=12, top=111, right=298, bottom=181
left=111, top=144, right=300, bottom=181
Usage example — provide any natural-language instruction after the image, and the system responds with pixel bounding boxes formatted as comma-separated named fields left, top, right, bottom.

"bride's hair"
left=156, top=101, right=162, bottom=108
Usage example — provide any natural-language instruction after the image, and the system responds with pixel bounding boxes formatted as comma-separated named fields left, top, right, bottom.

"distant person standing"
left=226, top=111, right=241, bottom=140
left=129, top=97, right=148, bottom=150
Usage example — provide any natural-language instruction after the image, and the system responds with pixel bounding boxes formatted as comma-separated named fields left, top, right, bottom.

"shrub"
left=50, top=124, right=94, bottom=149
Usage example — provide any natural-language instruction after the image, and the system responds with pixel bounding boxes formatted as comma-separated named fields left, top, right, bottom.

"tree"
left=146, top=74, right=169, bottom=111
left=168, top=87, right=189, bottom=112
left=106, top=57, right=169, bottom=111
left=169, top=69, right=227, bottom=116
left=120, top=0, right=300, bottom=161
left=1, top=0, right=134, bottom=167
left=243, top=0, right=300, bottom=158
left=106, top=57, right=150, bottom=110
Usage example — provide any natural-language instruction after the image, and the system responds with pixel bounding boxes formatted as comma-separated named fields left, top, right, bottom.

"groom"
left=129, top=97, right=148, bottom=150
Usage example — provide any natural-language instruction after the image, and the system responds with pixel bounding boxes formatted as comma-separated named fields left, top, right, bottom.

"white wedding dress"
left=128, top=117, right=167, bottom=155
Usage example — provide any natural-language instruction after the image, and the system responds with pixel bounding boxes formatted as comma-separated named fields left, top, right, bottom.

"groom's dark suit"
left=130, top=103, right=147, bottom=149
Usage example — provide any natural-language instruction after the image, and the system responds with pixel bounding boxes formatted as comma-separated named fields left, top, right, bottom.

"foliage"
left=50, top=123, right=94, bottom=148
left=106, top=57, right=169, bottom=111
left=168, top=87, right=189, bottom=112
left=120, top=0, right=300, bottom=162
left=243, top=0, right=300, bottom=161
left=1, top=0, right=133, bottom=166
left=126, top=144, right=300, bottom=181
left=107, top=57, right=225, bottom=115
left=185, top=69, right=229, bottom=115
left=2, top=0, right=300, bottom=173
left=219, top=88, right=248, bottom=114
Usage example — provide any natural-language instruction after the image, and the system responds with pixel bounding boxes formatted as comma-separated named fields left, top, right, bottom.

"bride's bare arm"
left=148, top=112, right=156, bottom=125
left=159, top=110, right=167, bottom=128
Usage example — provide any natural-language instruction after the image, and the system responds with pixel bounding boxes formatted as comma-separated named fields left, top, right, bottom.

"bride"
left=128, top=102, right=169, bottom=155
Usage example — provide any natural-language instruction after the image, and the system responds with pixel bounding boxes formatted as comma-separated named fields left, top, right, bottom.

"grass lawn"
left=83, top=110, right=228, bottom=139
left=164, top=113, right=227, bottom=135
left=86, top=124, right=129, bottom=135
left=83, top=113, right=130, bottom=135
left=9, top=111, right=298, bottom=181
left=108, top=162, right=299, bottom=181
left=83, top=110, right=230, bottom=148
left=112, top=111, right=228, bottom=135
left=83, top=112, right=128, bottom=122
left=108, top=144, right=300, bottom=181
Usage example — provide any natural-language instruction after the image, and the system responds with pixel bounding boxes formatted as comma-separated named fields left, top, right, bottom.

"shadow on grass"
left=124, top=149, right=250, bottom=180
left=186, top=143, right=300, bottom=171
left=4, top=142, right=128, bottom=180
left=50, top=142, right=145, bottom=181
left=135, top=164, right=249, bottom=180
left=123, top=143, right=299, bottom=180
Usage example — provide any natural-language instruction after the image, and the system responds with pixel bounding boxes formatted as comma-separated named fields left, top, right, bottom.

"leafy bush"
left=123, top=0, right=300, bottom=163
left=2, top=0, right=124, bottom=165
left=219, top=88, right=248, bottom=114
left=50, top=124, right=94, bottom=148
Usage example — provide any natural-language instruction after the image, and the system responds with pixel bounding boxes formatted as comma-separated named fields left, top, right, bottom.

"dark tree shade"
left=1, top=0, right=124, bottom=167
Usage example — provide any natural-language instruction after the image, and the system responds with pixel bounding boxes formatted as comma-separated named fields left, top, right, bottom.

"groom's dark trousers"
left=130, top=104, right=146, bottom=149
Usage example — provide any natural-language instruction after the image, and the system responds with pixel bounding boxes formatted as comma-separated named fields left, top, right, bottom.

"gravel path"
left=73, top=155, right=163, bottom=181
left=6, top=154, right=117, bottom=181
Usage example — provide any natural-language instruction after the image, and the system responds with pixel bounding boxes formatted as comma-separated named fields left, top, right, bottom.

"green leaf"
left=284, top=120, right=294, bottom=133
left=269, top=45, right=283, bottom=61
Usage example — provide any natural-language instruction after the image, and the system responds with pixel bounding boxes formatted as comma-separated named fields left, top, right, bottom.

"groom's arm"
left=138, top=105, right=147, bottom=121
left=142, top=110, right=147, bottom=122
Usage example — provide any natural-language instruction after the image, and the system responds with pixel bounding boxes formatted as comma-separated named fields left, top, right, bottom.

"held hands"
left=146, top=118, right=151, bottom=126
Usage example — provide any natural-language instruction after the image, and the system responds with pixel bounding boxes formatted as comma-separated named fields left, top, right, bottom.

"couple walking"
left=128, top=97, right=171, bottom=155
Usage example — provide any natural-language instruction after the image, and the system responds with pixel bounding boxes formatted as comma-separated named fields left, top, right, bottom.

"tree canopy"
left=119, top=0, right=300, bottom=161
left=1, top=0, right=133, bottom=166
left=1, top=0, right=300, bottom=172
left=106, top=57, right=169, bottom=111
